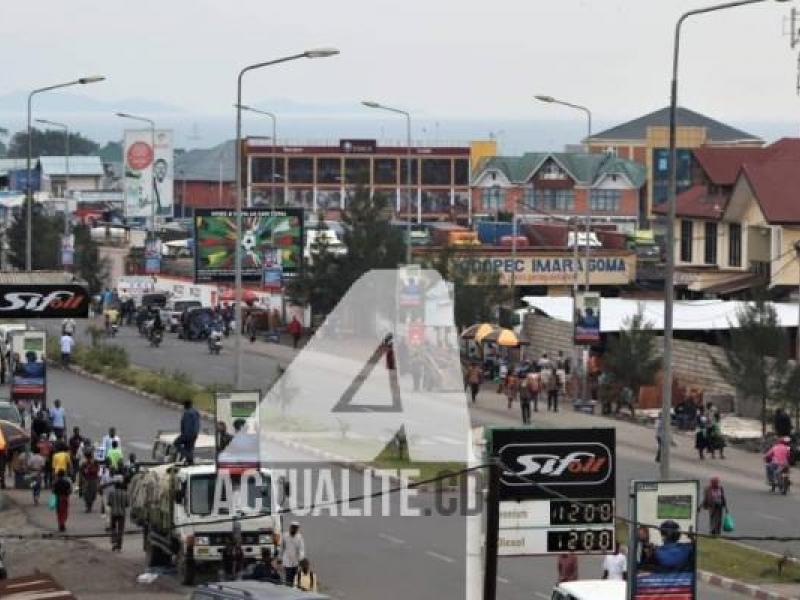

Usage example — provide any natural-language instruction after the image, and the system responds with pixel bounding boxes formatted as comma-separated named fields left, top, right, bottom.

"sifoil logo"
left=0, top=291, right=85, bottom=312
left=499, top=442, right=613, bottom=488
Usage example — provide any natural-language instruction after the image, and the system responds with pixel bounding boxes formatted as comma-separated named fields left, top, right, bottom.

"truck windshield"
left=189, top=473, right=272, bottom=516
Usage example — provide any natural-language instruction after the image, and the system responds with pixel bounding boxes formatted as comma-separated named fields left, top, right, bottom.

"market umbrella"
left=461, top=323, right=496, bottom=343
left=0, top=419, right=30, bottom=452
left=482, top=327, right=529, bottom=347
left=219, top=288, right=259, bottom=305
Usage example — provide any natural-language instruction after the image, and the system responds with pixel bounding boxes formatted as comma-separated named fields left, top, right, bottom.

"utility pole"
left=483, top=459, right=500, bottom=600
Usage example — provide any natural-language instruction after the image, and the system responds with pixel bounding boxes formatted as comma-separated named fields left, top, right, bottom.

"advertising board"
left=0, top=284, right=89, bottom=318
left=123, top=129, right=174, bottom=219
left=215, top=390, right=262, bottom=470
left=574, top=291, right=601, bottom=345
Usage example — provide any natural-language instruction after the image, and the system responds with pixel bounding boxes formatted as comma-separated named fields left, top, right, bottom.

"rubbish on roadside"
left=136, top=572, right=158, bottom=584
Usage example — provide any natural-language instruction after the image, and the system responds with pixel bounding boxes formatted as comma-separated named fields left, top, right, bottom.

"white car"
left=160, top=299, right=203, bottom=332
left=551, top=579, right=625, bottom=600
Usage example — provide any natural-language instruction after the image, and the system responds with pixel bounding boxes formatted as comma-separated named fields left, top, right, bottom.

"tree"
left=6, top=127, right=99, bottom=157
left=95, top=140, right=122, bottom=163
left=602, top=307, right=661, bottom=417
left=776, top=363, right=800, bottom=433
left=287, top=215, right=342, bottom=316
left=7, top=201, right=62, bottom=270
left=711, top=299, right=789, bottom=436
left=73, top=223, right=109, bottom=295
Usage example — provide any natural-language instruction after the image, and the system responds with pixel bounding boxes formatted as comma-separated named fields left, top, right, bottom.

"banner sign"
left=452, top=254, right=636, bottom=286
left=215, top=390, right=262, bottom=470
left=489, top=427, right=616, bottom=557
left=123, top=129, right=174, bottom=219
left=632, top=480, right=699, bottom=600
left=0, top=284, right=89, bottom=318
left=194, top=207, right=304, bottom=282
left=574, top=291, right=601, bottom=345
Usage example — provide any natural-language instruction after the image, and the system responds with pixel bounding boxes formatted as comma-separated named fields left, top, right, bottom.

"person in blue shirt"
left=176, top=400, right=200, bottom=464
left=653, top=520, right=693, bottom=573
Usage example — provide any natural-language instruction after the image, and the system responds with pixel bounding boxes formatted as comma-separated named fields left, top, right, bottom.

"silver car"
left=191, top=582, right=329, bottom=600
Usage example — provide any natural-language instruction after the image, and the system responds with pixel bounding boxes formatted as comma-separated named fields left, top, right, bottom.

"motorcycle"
left=208, top=330, right=223, bottom=355
left=149, top=328, right=163, bottom=348
left=767, top=463, right=791, bottom=495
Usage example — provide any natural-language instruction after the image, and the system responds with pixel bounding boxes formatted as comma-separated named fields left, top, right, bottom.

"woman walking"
left=80, top=452, right=100, bottom=513
left=52, top=469, right=72, bottom=532
left=695, top=407, right=708, bottom=460
left=701, top=476, right=728, bottom=535
left=505, top=371, right=519, bottom=410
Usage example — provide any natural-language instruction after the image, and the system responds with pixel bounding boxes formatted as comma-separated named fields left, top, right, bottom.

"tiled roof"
left=38, top=155, right=105, bottom=177
left=741, top=158, right=800, bottom=223
left=693, top=147, right=766, bottom=185
left=475, top=152, right=646, bottom=188
left=588, top=106, right=762, bottom=144
left=652, top=184, right=727, bottom=219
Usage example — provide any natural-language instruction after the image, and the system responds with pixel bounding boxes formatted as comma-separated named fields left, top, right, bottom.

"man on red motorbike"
left=765, top=436, right=791, bottom=487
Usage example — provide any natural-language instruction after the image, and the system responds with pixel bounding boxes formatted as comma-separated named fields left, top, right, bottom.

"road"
left=29, top=322, right=758, bottom=599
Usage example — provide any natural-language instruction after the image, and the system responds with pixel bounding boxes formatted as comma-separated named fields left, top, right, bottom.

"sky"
left=1, top=0, right=799, bottom=151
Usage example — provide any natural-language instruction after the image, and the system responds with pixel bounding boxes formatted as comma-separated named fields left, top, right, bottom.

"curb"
left=699, top=570, right=799, bottom=600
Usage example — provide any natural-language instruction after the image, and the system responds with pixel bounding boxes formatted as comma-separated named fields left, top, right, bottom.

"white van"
left=551, top=579, right=625, bottom=600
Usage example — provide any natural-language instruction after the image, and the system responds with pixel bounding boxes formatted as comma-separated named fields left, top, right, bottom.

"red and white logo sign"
left=127, top=141, right=154, bottom=170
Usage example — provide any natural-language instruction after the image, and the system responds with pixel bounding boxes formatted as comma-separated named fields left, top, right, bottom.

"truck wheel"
left=177, top=549, right=195, bottom=586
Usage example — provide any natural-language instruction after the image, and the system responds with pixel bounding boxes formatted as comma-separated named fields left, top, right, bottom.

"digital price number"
left=546, top=528, right=615, bottom=553
left=550, top=499, right=615, bottom=525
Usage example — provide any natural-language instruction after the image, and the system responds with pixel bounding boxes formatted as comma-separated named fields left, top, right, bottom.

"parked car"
left=191, top=581, right=329, bottom=600
left=151, top=431, right=215, bottom=463
left=160, top=299, right=203, bottom=332
left=551, top=579, right=625, bottom=600
left=0, top=400, right=22, bottom=426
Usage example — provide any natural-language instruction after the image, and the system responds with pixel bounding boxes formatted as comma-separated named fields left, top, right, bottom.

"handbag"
left=47, top=493, right=57, bottom=511
left=723, top=512, right=735, bottom=532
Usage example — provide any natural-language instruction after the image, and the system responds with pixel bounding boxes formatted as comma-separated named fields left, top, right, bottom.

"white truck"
left=129, top=461, right=285, bottom=585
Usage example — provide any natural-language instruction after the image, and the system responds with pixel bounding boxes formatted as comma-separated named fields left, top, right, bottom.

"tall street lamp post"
left=236, top=104, right=277, bottom=209
left=362, top=101, right=413, bottom=266
left=35, top=118, right=71, bottom=267
left=534, top=94, right=593, bottom=400
left=233, top=48, right=340, bottom=389
left=660, top=0, right=790, bottom=481
left=26, top=75, right=105, bottom=271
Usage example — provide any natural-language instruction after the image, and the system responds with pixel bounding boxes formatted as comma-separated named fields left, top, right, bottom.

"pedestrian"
left=505, top=370, right=518, bottom=410
left=546, top=366, right=561, bottom=412
left=99, top=459, right=113, bottom=521
left=68, top=427, right=83, bottom=474
left=222, top=536, right=244, bottom=579
left=710, top=412, right=726, bottom=460
left=557, top=552, right=579, bottom=583
left=519, top=375, right=532, bottom=425
left=37, top=435, right=53, bottom=488
left=467, top=363, right=482, bottom=403
left=32, top=408, right=50, bottom=449
left=51, top=442, right=71, bottom=480
left=695, top=407, right=708, bottom=460
left=107, top=440, right=123, bottom=471
left=537, top=352, right=552, bottom=371
left=27, top=449, right=44, bottom=504
left=602, top=542, right=627, bottom=580
left=245, top=313, right=256, bottom=343
left=49, top=399, right=66, bottom=441
left=177, top=400, right=200, bottom=464
left=774, top=408, right=793, bottom=438
left=107, top=477, right=128, bottom=551
left=59, top=332, right=75, bottom=368
left=287, top=315, right=303, bottom=349
left=216, top=421, right=233, bottom=455
left=281, top=521, right=305, bottom=588
left=246, top=548, right=283, bottom=584
left=80, top=452, right=100, bottom=512
left=655, top=415, right=664, bottom=463
left=52, top=469, right=72, bottom=532
left=701, top=476, right=728, bottom=535
left=101, top=427, right=121, bottom=461
left=526, top=367, right=541, bottom=413
left=293, top=558, right=318, bottom=592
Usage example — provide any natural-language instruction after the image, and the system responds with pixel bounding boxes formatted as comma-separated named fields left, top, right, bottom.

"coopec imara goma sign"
left=453, top=254, right=636, bottom=286
left=0, top=284, right=90, bottom=318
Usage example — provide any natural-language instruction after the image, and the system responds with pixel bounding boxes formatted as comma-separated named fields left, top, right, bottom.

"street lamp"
left=535, top=94, right=593, bottom=402
left=234, top=104, right=277, bottom=210
left=361, top=100, right=414, bottom=265
left=233, top=48, right=340, bottom=389
left=660, top=0, right=790, bottom=481
left=25, top=75, right=105, bottom=271
left=35, top=118, right=71, bottom=267
left=115, top=112, right=157, bottom=238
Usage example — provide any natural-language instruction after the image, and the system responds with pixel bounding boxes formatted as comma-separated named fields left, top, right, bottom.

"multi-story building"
left=654, top=138, right=800, bottom=297
left=242, top=138, right=496, bottom=222
left=586, top=106, right=763, bottom=226
left=470, top=151, right=646, bottom=233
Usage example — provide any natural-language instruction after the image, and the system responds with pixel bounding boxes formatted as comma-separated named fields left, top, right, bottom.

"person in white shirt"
left=101, top=427, right=121, bottom=461
left=60, top=333, right=75, bottom=367
left=602, top=542, right=627, bottom=581
left=281, top=522, right=305, bottom=588
left=62, top=318, right=76, bottom=336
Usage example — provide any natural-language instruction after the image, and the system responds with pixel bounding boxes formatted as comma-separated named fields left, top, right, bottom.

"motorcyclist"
left=765, top=436, right=791, bottom=486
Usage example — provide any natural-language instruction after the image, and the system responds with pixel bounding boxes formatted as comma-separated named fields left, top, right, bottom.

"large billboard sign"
left=489, top=427, right=616, bottom=556
left=631, top=480, right=699, bottom=600
left=194, top=207, right=304, bottom=282
left=123, top=129, right=174, bottom=219
left=0, top=284, right=89, bottom=318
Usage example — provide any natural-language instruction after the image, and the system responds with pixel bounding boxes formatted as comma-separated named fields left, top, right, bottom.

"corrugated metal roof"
left=0, top=157, right=30, bottom=176
left=38, top=155, right=105, bottom=177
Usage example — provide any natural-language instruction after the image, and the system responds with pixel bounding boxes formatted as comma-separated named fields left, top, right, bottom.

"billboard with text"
left=123, top=129, right=174, bottom=219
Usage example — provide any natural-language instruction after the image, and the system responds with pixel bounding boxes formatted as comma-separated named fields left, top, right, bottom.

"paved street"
left=20, top=322, right=766, bottom=598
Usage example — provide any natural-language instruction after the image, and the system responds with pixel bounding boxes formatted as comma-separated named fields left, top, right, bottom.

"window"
left=729, top=223, right=742, bottom=267
left=373, top=158, right=397, bottom=185
left=421, top=190, right=450, bottom=214
left=400, top=158, right=419, bottom=185
left=481, top=186, right=505, bottom=212
left=704, top=221, right=718, bottom=265
left=189, top=474, right=271, bottom=517
left=454, top=159, right=469, bottom=186
left=528, top=189, right=575, bottom=212
left=344, top=158, right=370, bottom=184
left=421, top=159, right=451, bottom=185
left=589, top=189, right=622, bottom=213
left=316, top=189, right=341, bottom=210
left=540, top=160, right=567, bottom=179
left=251, top=157, right=285, bottom=184
left=287, top=188, right=313, bottom=210
left=680, top=220, right=693, bottom=263
left=317, top=158, right=341, bottom=184
left=287, top=158, right=313, bottom=184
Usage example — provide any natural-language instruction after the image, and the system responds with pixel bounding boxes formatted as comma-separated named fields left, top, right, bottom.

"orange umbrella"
left=0, top=419, right=29, bottom=452
left=482, top=328, right=528, bottom=347
left=461, top=323, right=497, bottom=344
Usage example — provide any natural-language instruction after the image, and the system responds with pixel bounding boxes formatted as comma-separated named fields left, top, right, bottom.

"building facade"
left=586, top=106, right=763, bottom=226
left=242, top=138, right=496, bottom=221
left=470, top=151, right=646, bottom=233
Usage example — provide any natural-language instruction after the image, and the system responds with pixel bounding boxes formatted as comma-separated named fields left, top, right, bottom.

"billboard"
left=123, top=129, right=174, bottom=219
left=574, top=291, right=601, bottom=345
left=632, top=480, right=699, bottom=600
left=215, top=390, right=262, bottom=470
left=194, top=207, right=304, bottom=282
left=0, top=284, right=89, bottom=318
left=489, top=427, right=616, bottom=556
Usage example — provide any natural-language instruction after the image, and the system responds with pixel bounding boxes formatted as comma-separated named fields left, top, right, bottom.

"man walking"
left=53, top=469, right=72, bottom=532
left=466, top=363, right=482, bottom=403
left=178, top=400, right=200, bottom=464
left=281, top=522, right=305, bottom=588
left=49, top=399, right=66, bottom=441
left=287, top=316, right=303, bottom=349
left=107, top=477, right=128, bottom=551
left=101, top=427, right=121, bottom=462
left=546, top=366, right=561, bottom=412
left=59, top=332, right=75, bottom=368
left=519, top=373, right=532, bottom=425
